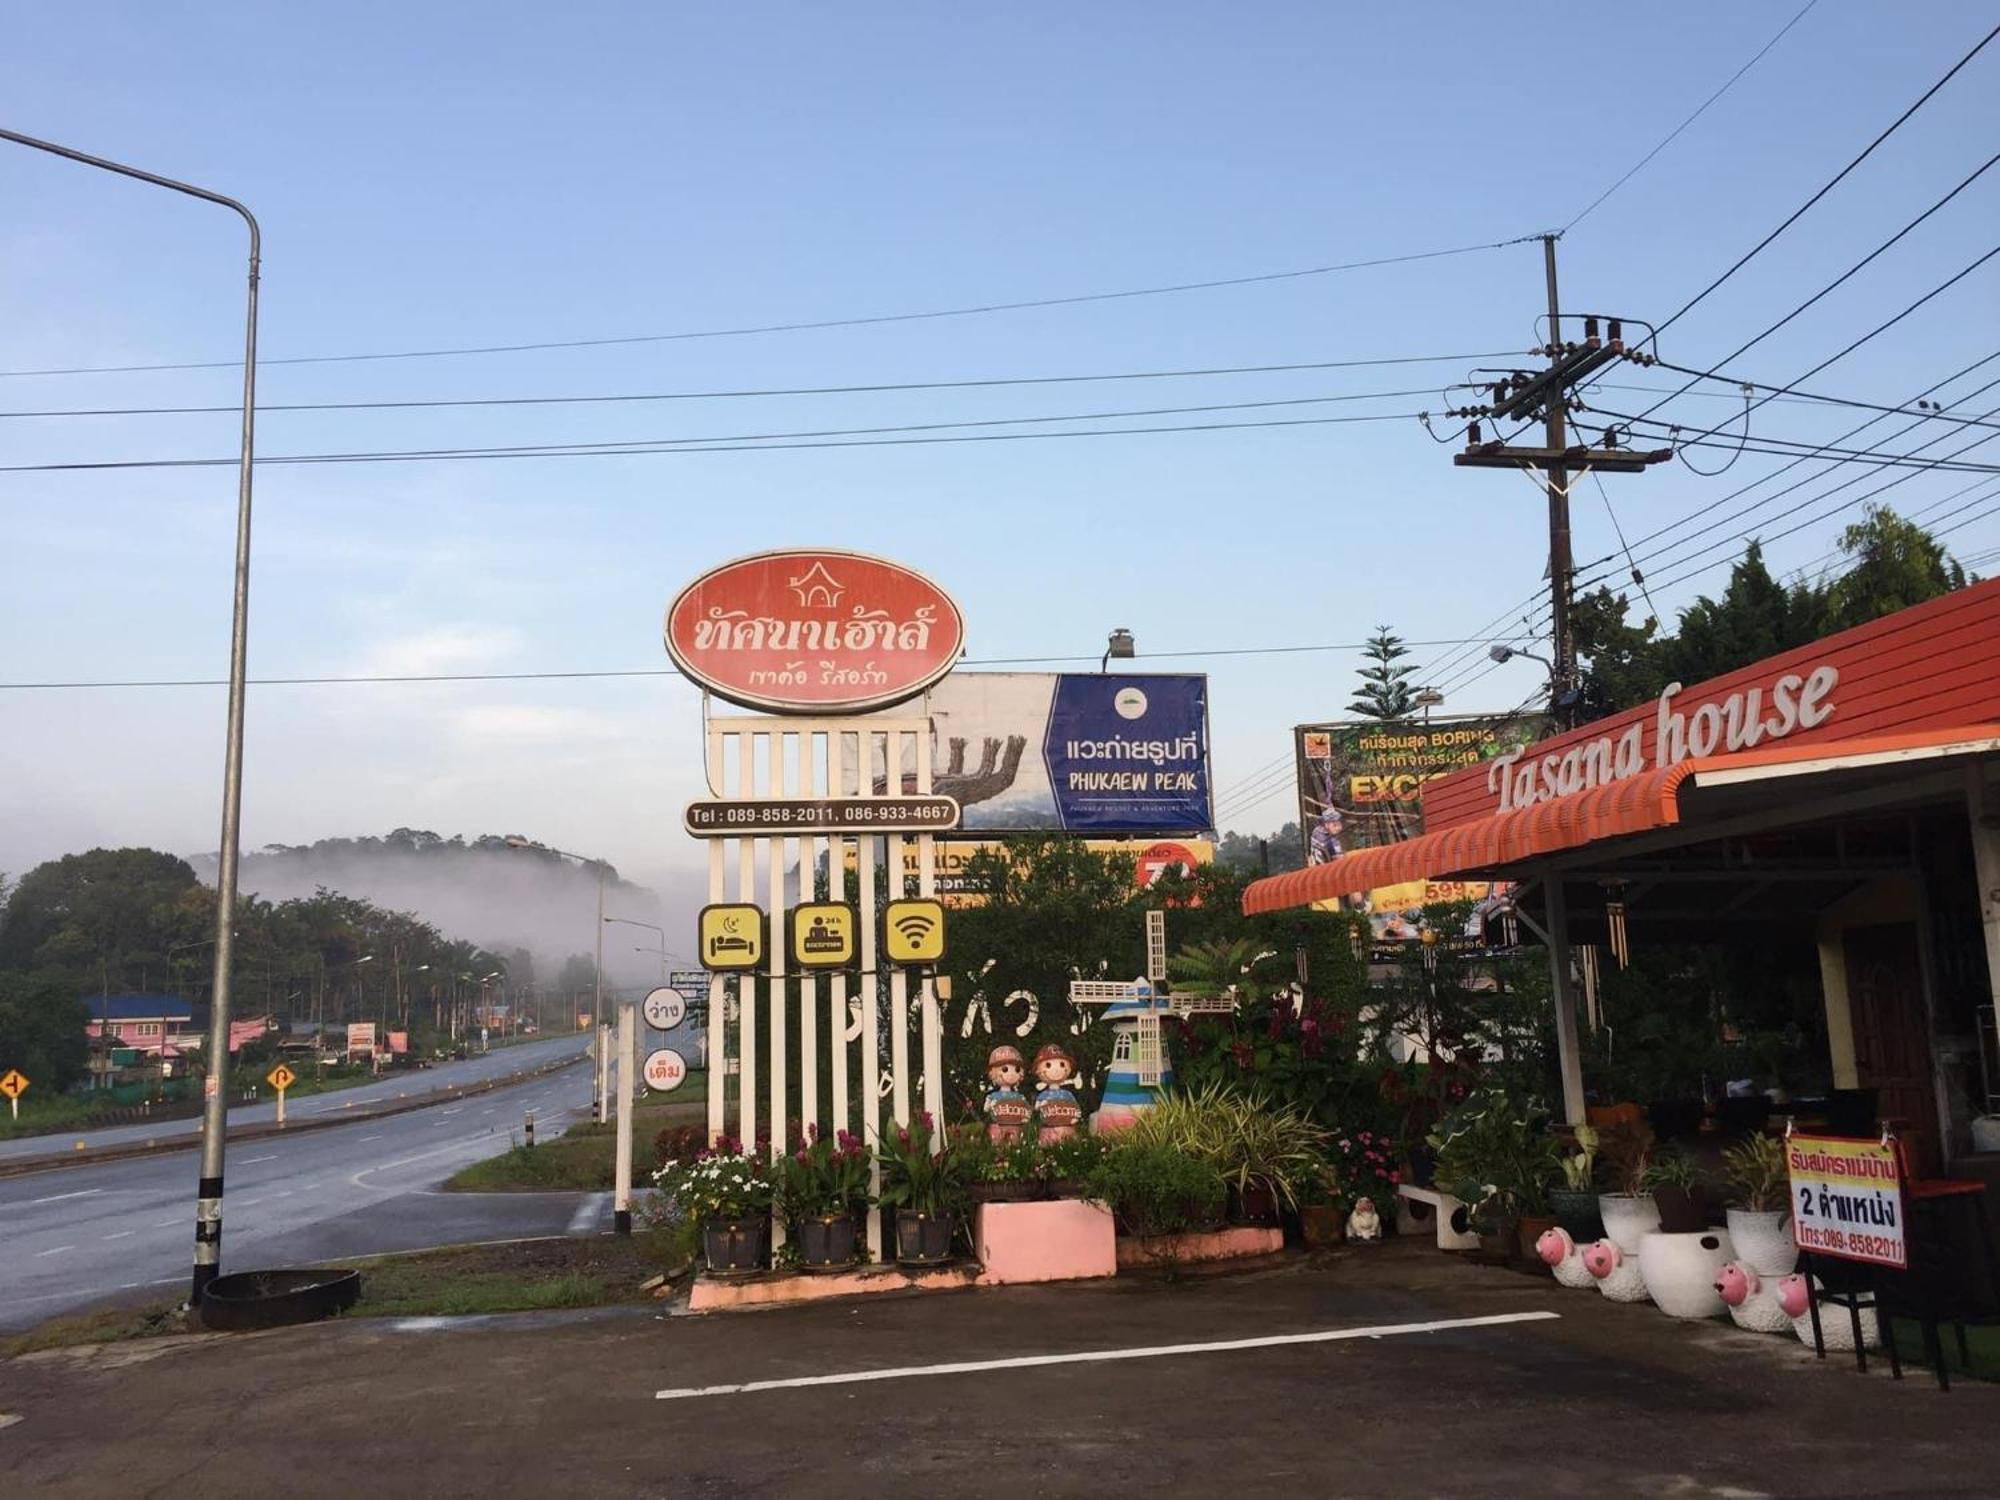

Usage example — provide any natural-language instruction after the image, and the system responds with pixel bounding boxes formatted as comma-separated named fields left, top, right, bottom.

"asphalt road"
left=1, top=1046, right=601, bottom=1332
left=0, top=1032, right=593, bottom=1163
left=11, top=1242, right=1998, bottom=1497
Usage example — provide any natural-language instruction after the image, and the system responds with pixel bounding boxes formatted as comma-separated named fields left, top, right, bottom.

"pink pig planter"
left=1536, top=1226, right=1597, bottom=1290
left=1581, top=1238, right=1650, bottom=1303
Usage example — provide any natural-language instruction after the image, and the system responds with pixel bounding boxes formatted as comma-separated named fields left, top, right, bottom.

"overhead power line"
left=1642, top=17, right=2000, bottom=344
left=1563, top=0, right=1821, bottom=232
left=0, top=350, right=1518, bottom=421
left=0, top=235, right=1542, bottom=380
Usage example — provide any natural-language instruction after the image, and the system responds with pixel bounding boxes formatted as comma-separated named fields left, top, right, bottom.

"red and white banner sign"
left=664, top=549, right=964, bottom=714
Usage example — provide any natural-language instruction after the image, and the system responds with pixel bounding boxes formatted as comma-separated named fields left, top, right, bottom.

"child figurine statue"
left=983, top=1044, right=1030, bottom=1143
left=1032, top=1042, right=1082, bottom=1142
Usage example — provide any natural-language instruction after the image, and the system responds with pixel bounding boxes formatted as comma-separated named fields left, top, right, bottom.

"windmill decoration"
left=1068, top=911, right=1235, bottom=1132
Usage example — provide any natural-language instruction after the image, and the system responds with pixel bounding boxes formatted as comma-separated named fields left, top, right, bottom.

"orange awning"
left=1242, top=724, right=1999, bottom=915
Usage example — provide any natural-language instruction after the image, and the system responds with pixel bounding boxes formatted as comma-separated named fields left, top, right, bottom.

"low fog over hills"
left=190, top=829, right=703, bottom=991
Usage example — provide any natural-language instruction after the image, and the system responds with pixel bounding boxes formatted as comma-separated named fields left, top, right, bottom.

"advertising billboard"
left=872, top=673, right=1212, bottom=835
left=1293, top=715, right=1542, bottom=947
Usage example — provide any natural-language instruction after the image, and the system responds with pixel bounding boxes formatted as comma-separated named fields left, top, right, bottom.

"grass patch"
left=2, top=1234, right=688, bottom=1357
left=1889, top=1316, right=2000, bottom=1383
left=444, top=1099, right=704, bottom=1192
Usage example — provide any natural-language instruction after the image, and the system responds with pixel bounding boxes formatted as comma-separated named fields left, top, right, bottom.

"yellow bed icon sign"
left=698, top=903, right=765, bottom=972
left=884, top=898, right=947, bottom=967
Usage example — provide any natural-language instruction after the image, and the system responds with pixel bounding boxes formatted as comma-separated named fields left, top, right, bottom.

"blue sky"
left=2, top=2, right=1996, bottom=897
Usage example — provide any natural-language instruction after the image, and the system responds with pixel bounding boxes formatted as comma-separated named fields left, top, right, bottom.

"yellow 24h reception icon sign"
left=790, top=902, right=857, bottom=970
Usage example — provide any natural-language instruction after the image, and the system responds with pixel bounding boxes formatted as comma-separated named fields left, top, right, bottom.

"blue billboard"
left=879, top=672, right=1211, bottom=834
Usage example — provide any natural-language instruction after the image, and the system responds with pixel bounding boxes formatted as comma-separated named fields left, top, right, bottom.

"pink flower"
left=1388, top=1169, right=1401, bottom=1184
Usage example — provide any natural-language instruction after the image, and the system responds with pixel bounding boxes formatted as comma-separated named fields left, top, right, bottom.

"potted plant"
left=1549, top=1125, right=1604, bottom=1244
left=1428, top=1086, right=1561, bottom=1262
left=772, top=1125, right=872, bottom=1272
left=1218, top=1093, right=1330, bottom=1226
left=1083, top=1139, right=1226, bottom=1247
left=967, top=1130, right=1045, bottom=1203
left=1593, top=1117, right=1661, bottom=1252
left=876, top=1112, right=970, bottom=1266
left=1298, top=1161, right=1346, bottom=1249
left=1720, top=1133, right=1796, bottom=1276
left=655, top=1138, right=773, bottom=1275
left=1642, top=1145, right=1710, bottom=1233
left=1042, top=1130, right=1107, bottom=1199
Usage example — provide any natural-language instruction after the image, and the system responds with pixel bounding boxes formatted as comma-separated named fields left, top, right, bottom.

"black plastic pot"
left=1548, top=1187, right=1605, bottom=1244
left=894, top=1210, right=955, bottom=1266
left=1647, top=1098, right=1706, bottom=1142
left=1653, top=1184, right=1711, bottom=1234
left=795, top=1213, right=858, bottom=1272
left=703, top=1216, right=771, bottom=1274
left=198, top=1268, right=361, bottom=1332
left=1229, top=1180, right=1282, bottom=1227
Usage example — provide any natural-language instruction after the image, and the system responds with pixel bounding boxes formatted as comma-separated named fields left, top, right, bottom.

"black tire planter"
left=198, top=1268, right=361, bottom=1332
left=795, top=1213, right=859, bottom=1273
left=894, top=1210, right=955, bottom=1266
left=703, top=1216, right=771, bottom=1275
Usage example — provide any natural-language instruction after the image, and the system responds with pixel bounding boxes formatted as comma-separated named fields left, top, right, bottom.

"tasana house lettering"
left=1487, top=664, right=1839, bottom=813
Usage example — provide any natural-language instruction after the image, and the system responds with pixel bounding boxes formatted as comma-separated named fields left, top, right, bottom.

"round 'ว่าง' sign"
left=663, top=549, right=965, bottom=714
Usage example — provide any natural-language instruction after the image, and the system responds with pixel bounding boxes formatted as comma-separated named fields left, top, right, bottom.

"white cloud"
left=449, top=703, right=619, bottom=742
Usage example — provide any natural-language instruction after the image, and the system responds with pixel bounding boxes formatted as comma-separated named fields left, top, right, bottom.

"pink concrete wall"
left=974, top=1199, right=1117, bottom=1286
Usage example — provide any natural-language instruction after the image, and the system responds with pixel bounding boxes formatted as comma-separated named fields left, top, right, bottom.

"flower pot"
left=1723, top=1207, right=1796, bottom=1277
left=1229, top=1181, right=1282, bottom=1227
left=1516, top=1213, right=1559, bottom=1269
left=970, top=1180, right=1042, bottom=1204
left=1548, top=1187, right=1604, bottom=1245
left=795, top=1212, right=858, bottom=1272
left=894, top=1209, right=955, bottom=1266
left=1652, top=1183, right=1710, bottom=1234
left=702, top=1216, right=770, bottom=1275
left=1637, top=1229, right=1735, bottom=1319
left=1596, top=1192, right=1660, bottom=1253
left=1302, top=1204, right=1346, bottom=1249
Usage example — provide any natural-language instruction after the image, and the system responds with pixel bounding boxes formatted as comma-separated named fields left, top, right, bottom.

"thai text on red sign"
left=664, top=549, right=964, bottom=714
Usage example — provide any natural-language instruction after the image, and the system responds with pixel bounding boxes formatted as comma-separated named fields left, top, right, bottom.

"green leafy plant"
left=1557, top=1124, right=1599, bottom=1190
left=1426, top=1086, right=1561, bottom=1230
left=1124, top=1084, right=1329, bottom=1210
left=1083, top=1140, right=1226, bottom=1240
left=1721, top=1133, right=1788, bottom=1211
left=771, top=1125, right=873, bottom=1223
left=651, top=1138, right=772, bottom=1224
left=875, top=1112, right=973, bottom=1219
left=1042, top=1130, right=1108, bottom=1187
left=1641, top=1144, right=1704, bottom=1192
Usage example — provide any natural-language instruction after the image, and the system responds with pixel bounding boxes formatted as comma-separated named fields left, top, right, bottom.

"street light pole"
left=0, top=128, right=263, bottom=1306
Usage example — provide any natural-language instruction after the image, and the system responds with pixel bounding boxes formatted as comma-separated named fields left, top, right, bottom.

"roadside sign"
left=789, top=902, right=858, bottom=969
left=883, top=897, right=948, bottom=966
left=642, top=987, right=687, bottom=1031
left=684, top=795, right=959, bottom=838
left=643, top=1048, right=688, bottom=1092
left=667, top=969, right=709, bottom=994
left=698, top=903, right=765, bottom=971
left=265, top=1063, right=297, bottom=1092
left=0, top=1069, right=28, bottom=1100
left=1786, top=1133, right=1906, bottom=1270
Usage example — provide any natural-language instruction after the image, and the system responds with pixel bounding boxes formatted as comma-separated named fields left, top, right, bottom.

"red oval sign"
left=664, top=550, right=964, bottom=714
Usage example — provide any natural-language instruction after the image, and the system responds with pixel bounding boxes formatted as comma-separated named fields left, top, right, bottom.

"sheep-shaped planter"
left=1713, top=1261, right=1793, bottom=1334
left=1535, top=1225, right=1598, bottom=1289
left=1581, top=1238, right=1650, bottom=1303
left=1777, top=1273, right=1883, bottom=1351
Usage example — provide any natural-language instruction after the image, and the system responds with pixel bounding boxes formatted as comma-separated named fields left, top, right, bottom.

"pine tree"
left=1347, top=627, right=1417, bottom=721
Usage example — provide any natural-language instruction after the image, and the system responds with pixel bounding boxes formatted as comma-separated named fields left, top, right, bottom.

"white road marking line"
left=654, top=1311, right=1562, bottom=1401
left=102, top=1231, right=135, bottom=1241
left=35, top=1246, right=74, bottom=1258
left=26, top=1189, right=101, bottom=1207
left=152, top=1219, right=178, bottom=1228
left=568, top=1194, right=607, bottom=1234
left=239, top=1198, right=264, bottom=1208
left=360, top=1135, right=383, bottom=1142
left=240, top=1154, right=278, bottom=1164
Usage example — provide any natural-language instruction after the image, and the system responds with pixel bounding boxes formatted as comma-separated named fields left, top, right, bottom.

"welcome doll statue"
left=983, top=1044, right=1031, bottom=1143
left=1032, top=1042, right=1082, bottom=1142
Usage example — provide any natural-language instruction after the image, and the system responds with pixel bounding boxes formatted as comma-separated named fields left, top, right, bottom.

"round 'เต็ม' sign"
left=643, top=1048, right=688, bottom=1093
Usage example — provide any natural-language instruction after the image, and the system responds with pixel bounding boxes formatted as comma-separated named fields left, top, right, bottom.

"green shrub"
left=1084, top=1141, right=1226, bottom=1239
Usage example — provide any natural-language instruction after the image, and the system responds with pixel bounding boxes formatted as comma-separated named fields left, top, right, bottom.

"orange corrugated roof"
left=1241, top=723, right=1996, bottom=915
